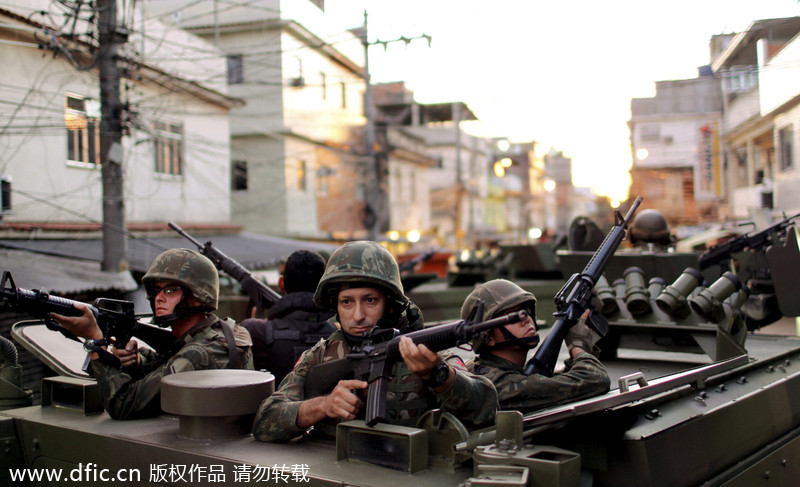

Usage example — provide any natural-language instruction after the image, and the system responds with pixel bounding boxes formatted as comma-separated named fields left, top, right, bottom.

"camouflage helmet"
left=313, top=241, right=407, bottom=309
left=629, top=209, right=671, bottom=246
left=461, top=279, right=536, bottom=350
left=142, top=248, right=219, bottom=310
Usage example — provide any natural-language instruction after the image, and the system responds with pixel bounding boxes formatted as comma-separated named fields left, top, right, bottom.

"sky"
left=327, top=0, right=800, bottom=202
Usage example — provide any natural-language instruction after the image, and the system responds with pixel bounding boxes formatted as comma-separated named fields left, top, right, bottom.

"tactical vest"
left=243, top=293, right=336, bottom=385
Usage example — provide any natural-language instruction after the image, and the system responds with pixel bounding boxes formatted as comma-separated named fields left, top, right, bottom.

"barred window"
left=65, top=94, right=100, bottom=166
left=154, top=120, right=183, bottom=175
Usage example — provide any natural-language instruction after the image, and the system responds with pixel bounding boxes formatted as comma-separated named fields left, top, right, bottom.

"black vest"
left=241, top=292, right=336, bottom=385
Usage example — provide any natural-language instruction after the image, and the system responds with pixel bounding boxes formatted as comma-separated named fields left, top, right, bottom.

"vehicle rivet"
left=781, top=459, right=787, bottom=467
left=32, top=438, right=39, bottom=450
left=763, top=471, right=770, bottom=479
left=767, top=366, right=775, bottom=373
left=644, top=409, right=660, bottom=420
left=715, top=384, right=727, bottom=393
left=736, top=376, right=748, bottom=384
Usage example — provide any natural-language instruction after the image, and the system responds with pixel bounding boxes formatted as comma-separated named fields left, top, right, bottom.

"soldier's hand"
left=113, top=340, right=140, bottom=368
left=398, top=336, right=439, bottom=377
left=325, top=379, right=367, bottom=420
left=50, top=303, right=103, bottom=341
left=566, top=310, right=601, bottom=356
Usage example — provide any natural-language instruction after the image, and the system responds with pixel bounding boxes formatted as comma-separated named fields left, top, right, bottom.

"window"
left=65, top=94, right=100, bottom=165
left=232, top=160, right=248, bottom=190
left=724, top=67, right=757, bottom=94
left=340, top=82, right=347, bottom=109
left=297, top=160, right=306, bottom=191
left=639, top=124, right=661, bottom=142
left=320, top=72, right=327, bottom=100
left=154, top=120, right=183, bottom=175
left=227, top=55, right=244, bottom=85
left=317, top=165, right=334, bottom=196
left=779, top=125, right=793, bottom=171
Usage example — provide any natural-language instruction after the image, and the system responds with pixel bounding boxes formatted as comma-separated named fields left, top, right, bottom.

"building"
left=0, top=2, right=239, bottom=234
left=712, top=17, right=800, bottom=221
left=147, top=0, right=370, bottom=240
left=628, top=67, right=723, bottom=225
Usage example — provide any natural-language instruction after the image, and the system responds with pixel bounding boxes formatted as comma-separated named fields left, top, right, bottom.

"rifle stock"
left=303, top=310, right=528, bottom=426
left=0, top=271, right=175, bottom=367
left=524, top=196, right=643, bottom=377
left=168, top=222, right=281, bottom=317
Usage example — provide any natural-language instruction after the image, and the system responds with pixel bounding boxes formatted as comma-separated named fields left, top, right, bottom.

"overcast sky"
left=328, top=0, right=800, bottom=201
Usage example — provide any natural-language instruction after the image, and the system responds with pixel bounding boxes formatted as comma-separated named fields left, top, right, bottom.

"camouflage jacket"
left=469, top=351, right=610, bottom=414
left=252, top=329, right=498, bottom=442
left=91, top=314, right=253, bottom=420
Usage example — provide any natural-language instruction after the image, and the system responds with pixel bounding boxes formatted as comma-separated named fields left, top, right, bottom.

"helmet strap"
left=482, top=325, right=540, bottom=352
left=150, top=293, right=204, bottom=327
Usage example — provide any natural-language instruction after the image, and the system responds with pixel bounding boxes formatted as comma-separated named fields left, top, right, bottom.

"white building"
left=0, top=0, right=239, bottom=227
left=713, top=17, right=800, bottom=220
left=146, top=0, right=368, bottom=239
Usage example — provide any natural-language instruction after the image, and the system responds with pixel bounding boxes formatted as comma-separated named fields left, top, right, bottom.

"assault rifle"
left=398, top=249, right=436, bottom=273
left=524, top=196, right=643, bottom=377
left=168, top=222, right=281, bottom=318
left=698, top=212, right=800, bottom=270
left=304, top=308, right=528, bottom=426
left=0, top=271, right=175, bottom=368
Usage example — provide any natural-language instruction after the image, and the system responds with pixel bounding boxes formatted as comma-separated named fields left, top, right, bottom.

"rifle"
left=398, top=249, right=436, bottom=273
left=524, top=196, right=643, bottom=377
left=168, top=222, right=281, bottom=318
left=0, top=271, right=175, bottom=368
left=304, top=308, right=528, bottom=426
left=698, top=212, right=800, bottom=270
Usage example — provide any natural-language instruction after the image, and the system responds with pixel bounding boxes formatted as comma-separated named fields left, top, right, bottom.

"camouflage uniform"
left=470, top=352, right=609, bottom=413
left=90, top=248, right=254, bottom=419
left=252, top=329, right=496, bottom=442
left=463, top=279, right=610, bottom=413
left=252, top=241, right=498, bottom=442
left=91, top=316, right=253, bottom=419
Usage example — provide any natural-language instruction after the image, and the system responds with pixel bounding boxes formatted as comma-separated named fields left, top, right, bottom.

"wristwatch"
left=424, top=361, right=450, bottom=389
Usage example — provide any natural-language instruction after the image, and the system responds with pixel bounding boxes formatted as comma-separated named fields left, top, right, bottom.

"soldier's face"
left=491, top=305, right=537, bottom=345
left=337, top=287, right=386, bottom=336
left=152, top=280, right=183, bottom=316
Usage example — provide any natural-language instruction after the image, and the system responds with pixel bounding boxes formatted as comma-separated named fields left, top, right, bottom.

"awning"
left=1, top=249, right=138, bottom=294
left=0, top=233, right=339, bottom=274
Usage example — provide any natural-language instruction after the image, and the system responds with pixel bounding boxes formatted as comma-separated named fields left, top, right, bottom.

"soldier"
left=252, top=240, right=498, bottom=442
left=463, top=279, right=610, bottom=413
left=51, top=248, right=253, bottom=419
left=241, top=249, right=336, bottom=384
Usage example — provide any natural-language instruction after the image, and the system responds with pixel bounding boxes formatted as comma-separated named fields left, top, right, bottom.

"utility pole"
left=361, top=10, right=379, bottom=241
left=98, top=0, right=128, bottom=272
left=359, top=11, right=431, bottom=241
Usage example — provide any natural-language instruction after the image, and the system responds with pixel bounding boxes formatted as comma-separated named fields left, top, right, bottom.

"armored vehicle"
left=2, top=215, right=800, bottom=486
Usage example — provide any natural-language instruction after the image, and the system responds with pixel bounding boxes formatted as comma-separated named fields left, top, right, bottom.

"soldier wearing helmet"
left=52, top=248, right=253, bottom=419
left=464, top=279, right=610, bottom=413
left=253, top=241, right=498, bottom=442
